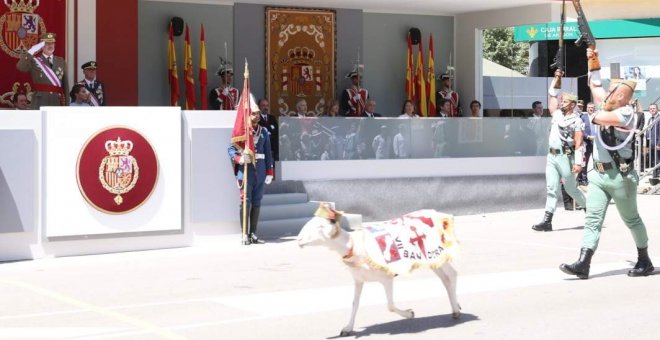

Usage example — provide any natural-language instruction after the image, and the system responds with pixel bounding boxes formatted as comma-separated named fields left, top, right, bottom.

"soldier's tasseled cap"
left=40, top=33, right=56, bottom=43
left=345, top=70, right=359, bottom=79
left=440, top=73, right=452, bottom=80
left=610, top=78, right=637, bottom=92
left=562, top=92, right=578, bottom=103
left=81, top=61, right=97, bottom=70
left=217, top=66, right=234, bottom=76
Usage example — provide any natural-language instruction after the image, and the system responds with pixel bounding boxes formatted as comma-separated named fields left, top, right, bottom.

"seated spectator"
left=69, top=84, right=91, bottom=106
left=12, top=92, right=29, bottom=110
left=291, top=98, right=313, bottom=117
left=361, top=99, right=382, bottom=117
left=320, top=99, right=340, bottom=117
left=399, top=99, right=419, bottom=118
left=469, top=100, right=481, bottom=117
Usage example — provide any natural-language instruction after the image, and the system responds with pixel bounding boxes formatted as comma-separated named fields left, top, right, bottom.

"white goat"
left=297, top=203, right=461, bottom=337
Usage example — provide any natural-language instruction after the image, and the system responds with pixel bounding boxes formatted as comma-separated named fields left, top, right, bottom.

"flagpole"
left=241, top=60, right=249, bottom=241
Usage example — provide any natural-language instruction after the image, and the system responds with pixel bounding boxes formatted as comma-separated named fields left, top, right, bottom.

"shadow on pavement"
left=326, top=313, right=479, bottom=339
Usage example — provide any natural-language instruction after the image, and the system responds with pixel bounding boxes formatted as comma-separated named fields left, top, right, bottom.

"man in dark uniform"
left=340, top=68, right=368, bottom=117
left=437, top=73, right=460, bottom=117
left=16, top=33, right=68, bottom=108
left=78, top=61, right=106, bottom=106
left=257, top=98, right=279, bottom=161
left=228, top=95, right=274, bottom=245
left=210, top=66, right=239, bottom=110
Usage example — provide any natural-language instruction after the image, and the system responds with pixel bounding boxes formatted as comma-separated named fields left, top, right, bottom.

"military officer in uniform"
left=437, top=73, right=460, bottom=117
left=228, top=95, right=274, bottom=245
left=16, top=33, right=68, bottom=108
left=560, top=48, right=654, bottom=279
left=257, top=98, right=279, bottom=161
left=532, top=69, right=587, bottom=232
left=78, top=61, right=106, bottom=106
left=340, top=67, right=368, bottom=117
left=210, top=66, right=239, bottom=110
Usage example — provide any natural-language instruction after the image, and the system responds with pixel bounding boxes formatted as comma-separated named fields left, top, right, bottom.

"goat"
left=297, top=203, right=461, bottom=337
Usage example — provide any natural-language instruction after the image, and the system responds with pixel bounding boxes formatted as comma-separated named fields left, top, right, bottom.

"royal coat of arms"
left=0, top=0, right=46, bottom=58
left=98, top=137, right=140, bottom=205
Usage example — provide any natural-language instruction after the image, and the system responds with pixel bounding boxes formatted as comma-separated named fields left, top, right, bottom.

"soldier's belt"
left=548, top=147, right=564, bottom=155
left=33, top=83, right=63, bottom=94
left=255, top=153, right=265, bottom=159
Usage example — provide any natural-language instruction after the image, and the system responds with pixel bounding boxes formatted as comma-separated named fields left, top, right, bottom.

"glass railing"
left=278, top=117, right=552, bottom=161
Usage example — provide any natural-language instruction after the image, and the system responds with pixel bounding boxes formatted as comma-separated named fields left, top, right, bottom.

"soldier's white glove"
left=238, top=153, right=252, bottom=165
left=222, top=88, right=230, bottom=96
left=353, top=95, right=361, bottom=101
left=265, top=175, right=273, bottom=185
left=28, top=41, right=45, bottom=55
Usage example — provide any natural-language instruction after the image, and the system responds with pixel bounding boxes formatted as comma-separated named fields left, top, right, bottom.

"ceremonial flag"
left=183, top=24, right=195, bottom=110
left=405, top=33, right=414, bottom=101
left=427, top=34, right=436, bottom=117
left=231, top=61, right=255, bottom=159
left=168, top=23, right=180, bottom=106
left=199, top=24, right=208, bottom=110
left=416, top=38, right=428, bottom=117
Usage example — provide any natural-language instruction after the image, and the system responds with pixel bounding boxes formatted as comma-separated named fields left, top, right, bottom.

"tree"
left=483, top=27, right=529, bottom=75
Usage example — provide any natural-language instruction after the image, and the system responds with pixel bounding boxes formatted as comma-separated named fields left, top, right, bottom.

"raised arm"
left=547, top=69, right=562, bottom=112
left=586, top=48, right=607, bottom=105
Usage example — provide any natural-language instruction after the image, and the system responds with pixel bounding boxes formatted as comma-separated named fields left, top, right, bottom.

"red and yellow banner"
left=168, top=22, right=179, bottom=106
left=0, top=0, right=66, bottom=108
left=405, top=33, right=414, bottom=101
left=199, top=24, right=208, bottom=110
left=427, top=34, right=436, bottom=117
left=415, top=39, right=427, bottom=117
left=183, top=24, right=195, bottom=110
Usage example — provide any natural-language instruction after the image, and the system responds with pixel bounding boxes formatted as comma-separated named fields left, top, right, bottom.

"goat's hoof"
left=406, top=309, right=415, bottom=319
left=452, top=311, right=461, bottom=319
left=339, top=330, right=353, bottom=337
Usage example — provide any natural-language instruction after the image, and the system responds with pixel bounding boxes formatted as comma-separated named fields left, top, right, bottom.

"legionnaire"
left=436, top=73, right=460, bottom=117
left=340, top=66, right=368, bottom=117
left=228, top=95, right=274, bottom=245
left=78, top=61, right=106, bottom=106
left=560, top=48, right=654, bottom=279
left=16, top=33, right=68, bottom=108
left=532, top=69, right=587, bottom=232
left=209, top=63, right=239, bottom=110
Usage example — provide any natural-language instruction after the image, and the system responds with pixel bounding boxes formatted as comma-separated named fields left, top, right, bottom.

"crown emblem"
left=4, top=0, right=39, bottom=13
left=288, top=47, right=316, bottom=63
left=527, top=26, right=538, bottom=39
left=105, top=137, right=133, bottom=156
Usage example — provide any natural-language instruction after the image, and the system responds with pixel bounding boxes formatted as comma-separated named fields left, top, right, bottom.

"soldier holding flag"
left=210, top=57, right=239, bottom=110
left=228, top=62, right=274, bottom=245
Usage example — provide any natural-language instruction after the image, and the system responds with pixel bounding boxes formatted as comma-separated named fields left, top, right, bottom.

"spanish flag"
left=184, top=24, right=195, bottom=110
left=199, top=24, right=208, bottom=110
left=168, top=23, right=180, bottom=106
left=427, top=34, right=436, bottom=117
left=416, top=38, right=428, bottom=117
left=405, top=33, right=414, bottom=101
left=231, top=61, right=255, bottom=159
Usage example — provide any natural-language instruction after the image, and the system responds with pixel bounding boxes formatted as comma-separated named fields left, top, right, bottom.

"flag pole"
left=241, top=60, right=249, bottom=240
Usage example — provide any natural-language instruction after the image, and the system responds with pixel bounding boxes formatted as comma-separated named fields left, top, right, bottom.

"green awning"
left=514, top=18, right=660, bottom=42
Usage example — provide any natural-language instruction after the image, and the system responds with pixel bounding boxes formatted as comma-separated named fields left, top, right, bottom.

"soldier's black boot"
left=249, top=206, right=264, bottom=244
left=628, top=247, right=654, bottom=277
left=240, top=204, right=250, bottom=245
left=532, top=212, right=553, bottom=232
left=560, top=248, right=594, bottom=279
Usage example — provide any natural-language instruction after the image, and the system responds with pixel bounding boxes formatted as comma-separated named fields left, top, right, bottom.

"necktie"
left=47, top=56, right=53, bottom=68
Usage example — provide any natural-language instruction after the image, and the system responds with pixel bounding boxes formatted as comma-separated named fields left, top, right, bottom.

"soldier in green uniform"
left=532, top=70, right=587, bottom=232
left=560, top=48, right=654, bottom=279
left=16, top=33, right=68, bottom=109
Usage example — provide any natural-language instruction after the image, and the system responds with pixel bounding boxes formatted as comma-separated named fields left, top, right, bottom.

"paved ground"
left=2, top=195, right=660, bottom=339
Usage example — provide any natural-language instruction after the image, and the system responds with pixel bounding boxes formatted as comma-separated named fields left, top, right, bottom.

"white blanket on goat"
left=358, top=209, right=458, bottom=276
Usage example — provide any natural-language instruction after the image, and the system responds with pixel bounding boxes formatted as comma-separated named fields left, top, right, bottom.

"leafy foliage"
left=483, top=27, right=530, bottom=75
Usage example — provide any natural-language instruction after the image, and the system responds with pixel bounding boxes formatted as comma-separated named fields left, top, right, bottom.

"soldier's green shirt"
left=548, top=109, right=584, bottom=151
left=593, top=105, right=636, bottom=163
